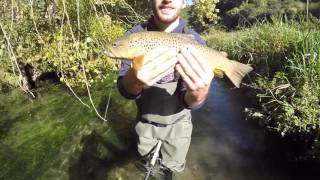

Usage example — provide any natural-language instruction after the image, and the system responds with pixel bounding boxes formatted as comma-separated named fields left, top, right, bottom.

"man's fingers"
left=177, top=53, right=206, bottom=89
left=184, top=46, right=214, bottom=86
left=147, top=67, right=175, bottom=86
left=138, top=51, right=177, bottom=85
left=175, top=64, right=197, bottom=91
left=180, top=47, right=206, bottom=78
left=149, top=55, right=177, bottom=81
left=187, top=46, right=212, bottom=75
left=143, top=48, right=176, bottom=70
left=143, top=46, right=170, bottom=65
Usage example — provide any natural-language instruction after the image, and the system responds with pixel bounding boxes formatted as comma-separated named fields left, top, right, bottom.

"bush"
left=0, top=0, right=146, bottom=88
left=189, top=0, right=219, bottom=32
left=218, top=0, right=307, bottom=29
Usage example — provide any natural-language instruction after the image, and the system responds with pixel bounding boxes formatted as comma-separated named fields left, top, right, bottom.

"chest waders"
left=135, top=81, right=193, bottom=172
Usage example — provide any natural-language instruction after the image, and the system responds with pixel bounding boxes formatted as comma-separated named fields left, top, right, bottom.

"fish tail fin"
left=224, top=60, right=253, bottom=88
left=132, top=55, right=144, bottom=72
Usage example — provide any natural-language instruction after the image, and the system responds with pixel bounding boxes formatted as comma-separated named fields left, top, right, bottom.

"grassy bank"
left=204, top=18, right=320, bottom=158
left=0, top=77, right=138, bottom=179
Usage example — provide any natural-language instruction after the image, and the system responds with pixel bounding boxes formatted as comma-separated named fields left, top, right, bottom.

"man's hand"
left=122, top=46, right=178, bottom=96
left=175, top=46, right=214, bottom=108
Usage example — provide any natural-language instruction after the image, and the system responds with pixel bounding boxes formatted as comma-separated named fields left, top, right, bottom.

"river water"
left=98, top=79, right=319, bottom=180
left=178, top=79, right=319, bottom=180
left=1, top=79, right=319, bottom=179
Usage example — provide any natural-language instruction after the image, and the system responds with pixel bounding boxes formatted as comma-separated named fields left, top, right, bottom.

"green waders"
left=135, top=81, right=192, bottom=172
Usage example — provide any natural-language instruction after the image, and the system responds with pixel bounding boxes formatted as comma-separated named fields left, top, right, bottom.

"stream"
left=179, top=79, right=319, bottom=180
left=1, top=79, right=320, bottom=180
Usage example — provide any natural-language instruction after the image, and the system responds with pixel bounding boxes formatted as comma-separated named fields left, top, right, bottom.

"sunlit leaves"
left=189, top=0, right=219, bottom=31
left=0, top=0, right=130, bottom=88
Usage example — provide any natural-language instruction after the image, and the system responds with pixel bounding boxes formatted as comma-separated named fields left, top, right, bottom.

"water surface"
left=1, top=80, right=319, bottom=180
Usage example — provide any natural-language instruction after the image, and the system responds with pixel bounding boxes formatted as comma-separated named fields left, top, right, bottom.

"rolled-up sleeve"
left=117, top=59, right=141, bottom=100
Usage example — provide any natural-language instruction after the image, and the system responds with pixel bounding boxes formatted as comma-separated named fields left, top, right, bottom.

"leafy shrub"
left=218, top=0, right=307, bottom=29
left=0, top=0, right=145, bottom=88
left=189, top=0, right=219, bottom=32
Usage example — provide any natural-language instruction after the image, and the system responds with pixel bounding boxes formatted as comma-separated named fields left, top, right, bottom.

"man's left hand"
left=175, top=46, right=214, bottom=108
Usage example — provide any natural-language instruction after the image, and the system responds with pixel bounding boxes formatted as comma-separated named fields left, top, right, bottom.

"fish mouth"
left=103, top=45, right=117, bottom=59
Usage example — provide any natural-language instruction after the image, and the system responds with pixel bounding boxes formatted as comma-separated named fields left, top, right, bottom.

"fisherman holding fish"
left=109, top=0, right=251, bottom=179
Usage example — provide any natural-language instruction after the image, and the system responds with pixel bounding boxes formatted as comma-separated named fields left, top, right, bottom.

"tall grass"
left=205, top=17, right=320, bottom=77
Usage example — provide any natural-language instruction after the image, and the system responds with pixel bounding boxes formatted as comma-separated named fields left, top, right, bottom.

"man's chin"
left=156, top=14, right=179, bottom=24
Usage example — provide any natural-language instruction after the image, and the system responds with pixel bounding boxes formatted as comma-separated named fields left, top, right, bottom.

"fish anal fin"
left=213, top=69, right=224, bottom=78
left=132, top=55, right=144, bottom=72
left=225, top=60, right=253, bottom=88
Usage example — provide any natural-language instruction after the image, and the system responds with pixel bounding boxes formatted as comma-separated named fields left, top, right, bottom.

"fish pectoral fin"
left=132, top=55, right=144, bottom=72
left=213, top=69, right=224, bottom=78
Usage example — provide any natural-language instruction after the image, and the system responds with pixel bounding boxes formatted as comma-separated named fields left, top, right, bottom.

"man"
left=117, top=0, right=214, bottom=177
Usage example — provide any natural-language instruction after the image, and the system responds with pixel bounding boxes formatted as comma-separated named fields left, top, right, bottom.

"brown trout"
left=104, top=31, right=253, bottom=88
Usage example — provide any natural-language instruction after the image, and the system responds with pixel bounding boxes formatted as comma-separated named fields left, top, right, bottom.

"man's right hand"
left=122, top=46, right=178, bottom=96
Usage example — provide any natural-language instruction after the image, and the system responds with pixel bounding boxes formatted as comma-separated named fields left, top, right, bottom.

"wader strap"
left=140, top=118, right=167, bottom=127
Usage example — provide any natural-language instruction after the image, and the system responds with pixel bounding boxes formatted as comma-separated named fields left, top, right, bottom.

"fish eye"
left=112, top=43, right=117, bottom=47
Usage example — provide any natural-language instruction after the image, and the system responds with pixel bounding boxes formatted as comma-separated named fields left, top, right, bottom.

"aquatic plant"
left=0, top=78, right=137, bottom=179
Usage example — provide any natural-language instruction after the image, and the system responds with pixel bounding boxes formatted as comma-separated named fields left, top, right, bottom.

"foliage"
left=217, top=0, right=312, bottom=29
left=204, top=18, right=320, bottom=158
left=92, top=0, right=150, bottom=28
left=189, top=0, right=219, bottom=32
left=0, top=0, right=148, bottom=88
left=248, top=32, right=320, bottom=157
left=205, top=17, right=320, bottom=76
